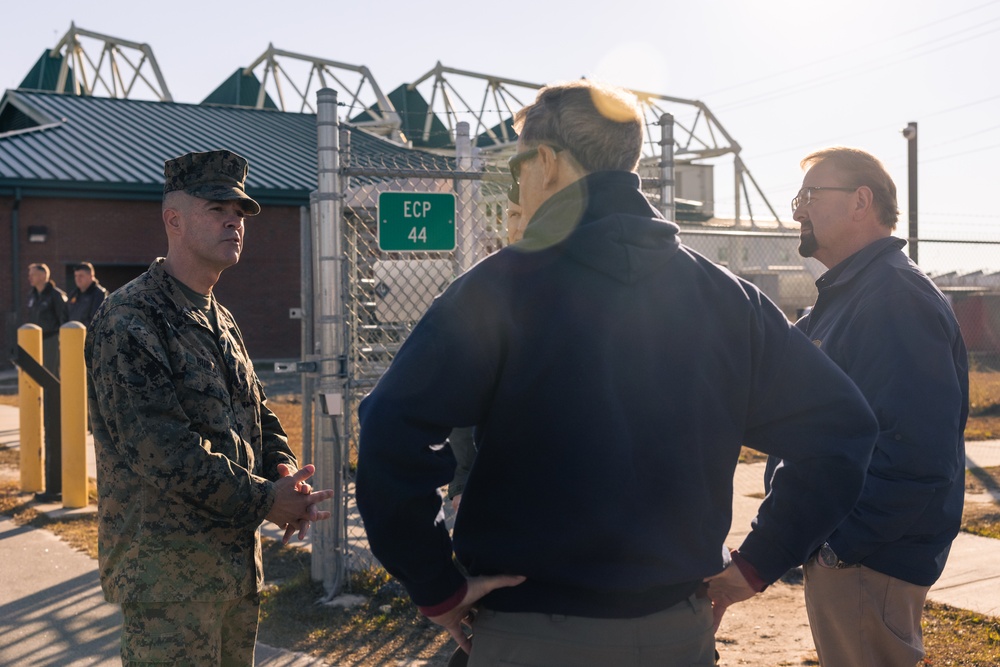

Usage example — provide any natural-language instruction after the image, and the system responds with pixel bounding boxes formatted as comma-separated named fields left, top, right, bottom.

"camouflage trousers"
left=120, top=592, right=260, bottom=666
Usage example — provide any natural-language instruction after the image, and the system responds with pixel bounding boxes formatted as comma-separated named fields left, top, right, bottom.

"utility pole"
left=903, top=122, right=918, bottom=263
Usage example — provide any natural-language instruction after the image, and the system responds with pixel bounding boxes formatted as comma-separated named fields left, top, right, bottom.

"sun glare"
left=591, top=42, right=670, bottom=94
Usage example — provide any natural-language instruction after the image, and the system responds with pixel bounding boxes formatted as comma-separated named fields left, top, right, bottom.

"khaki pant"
left=120, top=592, right=260, bottom=666
left=804, top=559, right=929, bottom=667
left=467, top=593, right=716, bottom=667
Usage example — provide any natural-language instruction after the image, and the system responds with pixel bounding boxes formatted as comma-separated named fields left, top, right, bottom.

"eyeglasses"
left=508, top=145, right=564, bottom=204
left=507, top=181, right=520, bottom=206
left=791, top=186, right=858, bottom=213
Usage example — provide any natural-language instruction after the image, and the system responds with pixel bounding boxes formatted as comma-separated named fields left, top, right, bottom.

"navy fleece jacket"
left=798, top=237, right=968, bottom=586
left=356, top=171, right=877, bottom=617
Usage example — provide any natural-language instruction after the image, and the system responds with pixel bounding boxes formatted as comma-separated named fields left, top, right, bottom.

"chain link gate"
left=319, top=119, right=515, bottom=586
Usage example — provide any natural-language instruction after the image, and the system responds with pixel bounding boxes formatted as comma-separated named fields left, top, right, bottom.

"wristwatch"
left=817, top=542, right=854, bottom=569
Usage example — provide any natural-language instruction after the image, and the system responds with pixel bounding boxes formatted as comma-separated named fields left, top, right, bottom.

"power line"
left=744, top=124, right=902, bottom=162
left=741, top=93, right=1000, bottom=165
left=712, top=19, right=1000, bottom=114
left=917, top=93, right=1000, bottom=120
left=921, top=122, right=1000, bottom=151
left=921, top=141, right=1000, bottom=163
left=695, top=0, right=1000, bottom=99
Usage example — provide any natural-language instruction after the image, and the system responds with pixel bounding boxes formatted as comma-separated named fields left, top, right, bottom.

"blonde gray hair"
left=513, top=80, right=644, bottom=173
left=802, top=147, right=899, bottom=228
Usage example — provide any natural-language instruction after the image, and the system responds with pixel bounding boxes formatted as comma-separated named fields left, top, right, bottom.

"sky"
left=3, top=0, right=1000, bottom=274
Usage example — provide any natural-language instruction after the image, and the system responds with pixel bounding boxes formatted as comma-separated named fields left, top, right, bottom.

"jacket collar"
left=517, top=171, right=660, bottom=252
left=148, top=258, right=219, bottom=331
left=815, top=236, right=906, bottom=291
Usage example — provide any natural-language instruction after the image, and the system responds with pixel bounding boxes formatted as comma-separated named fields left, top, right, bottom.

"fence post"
left=455, top=121, right=475, bottom=274
left=17, top=325, right=44, bottom=492
left=903, top=121, right=918, bottom=264
left=659, top=113, right=675, bottom=222
left=315, top=86, right=347, bottom=598
left=734, top=155, right=744, bottom=229
left=307, top=191, right=322, bottom=584
left=300, top=203, right=315, bottom=470
left=60, top=322, right=88, bottom=509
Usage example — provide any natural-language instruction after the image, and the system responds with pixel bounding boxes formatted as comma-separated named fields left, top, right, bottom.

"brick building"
left=0, top=88, right=452, bottom=360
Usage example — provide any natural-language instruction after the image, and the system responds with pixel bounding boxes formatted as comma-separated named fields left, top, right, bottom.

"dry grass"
left=965, top=416, right=1000, bottom=441
left=970, top=371, right=1000, bottom=415
left=257, top=542, right=453, bottom=666
left=0, top=446, right=18, bottom=468
left=267, top=395, right=304, bottom=461
left=922, top=601, right=1000, bottom=665
left=968, top=372, right=1000, bottom=440
left=963, top=503, right=1000, bottom=541
left=964, top=465, right=1000, bottom=540
left=0, top=480, right=98, bottom=559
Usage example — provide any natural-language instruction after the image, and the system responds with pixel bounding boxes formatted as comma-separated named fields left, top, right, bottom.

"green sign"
left=377, top=192, right=456, bottom=252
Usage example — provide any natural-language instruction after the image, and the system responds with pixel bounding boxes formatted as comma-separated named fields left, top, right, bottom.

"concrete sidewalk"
left=2, top=397, right=1000, bottom=665
left=728, top=459, right=1000, bottom=618
left=0, top=401, right=328, bottom=666
left=0, top=514, right=329, bottom=666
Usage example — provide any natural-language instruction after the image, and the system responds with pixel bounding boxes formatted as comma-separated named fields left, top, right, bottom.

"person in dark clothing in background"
left=776, top=147, right=969, bottom=667
left=355, top=80, right=879, bottom=666
left=26, top=262, right=69, bottom=375
left=446, top=193, right=525, bottom=514
left=67, top=262, right=108, bottom=325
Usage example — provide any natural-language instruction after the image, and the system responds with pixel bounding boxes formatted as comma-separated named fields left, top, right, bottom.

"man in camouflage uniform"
left=86, top=149, right=333, bottom=666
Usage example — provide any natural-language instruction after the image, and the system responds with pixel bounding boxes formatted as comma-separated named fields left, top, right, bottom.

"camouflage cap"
left=163, top=150, right=261, bottom=216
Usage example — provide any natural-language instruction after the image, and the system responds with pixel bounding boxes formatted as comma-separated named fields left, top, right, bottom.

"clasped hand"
left=703, top=561, right=757, bottom=631
left=429, top=574, right=526, bottom=654
left=266, top=463, right=334, bottom=544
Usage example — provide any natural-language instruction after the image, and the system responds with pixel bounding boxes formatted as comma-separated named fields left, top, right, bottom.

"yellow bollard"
left=60, top=322, right=89, bottom=509
left=18, top=325, right=44, bottom=493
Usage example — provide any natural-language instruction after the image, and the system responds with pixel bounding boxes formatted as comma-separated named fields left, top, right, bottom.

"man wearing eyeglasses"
left=783, top=147, right=968, bottom=666
left=356, top=81, right=879, bottom=666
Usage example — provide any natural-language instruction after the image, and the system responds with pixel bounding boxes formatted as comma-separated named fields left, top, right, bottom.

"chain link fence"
left=331, top=131, right=512, bottom=579
left=311, top=113, right=1000, bottom=590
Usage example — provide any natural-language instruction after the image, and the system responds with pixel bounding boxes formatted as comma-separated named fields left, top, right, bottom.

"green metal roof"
left=201, top=69, right=279, bottom=110
left=351, top=84, right=452, bottom=149
left=18, top=51, right=74, bottom=94
left=0, top=89, right=455, bottom=205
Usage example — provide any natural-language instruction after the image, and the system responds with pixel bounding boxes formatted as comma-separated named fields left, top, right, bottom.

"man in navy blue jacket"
left=356, top=81, right=878, bottom=666
left=788, top=147, right=968, bottom=666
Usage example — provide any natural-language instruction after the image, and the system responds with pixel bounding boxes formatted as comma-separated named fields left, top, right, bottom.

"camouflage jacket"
left=85, top=259, right=296, bottom=603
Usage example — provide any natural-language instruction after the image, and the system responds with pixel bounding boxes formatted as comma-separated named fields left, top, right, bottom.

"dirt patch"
left=0, top=446, right=18, bottom=468
left=715, top=576, right=817, bottom=666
